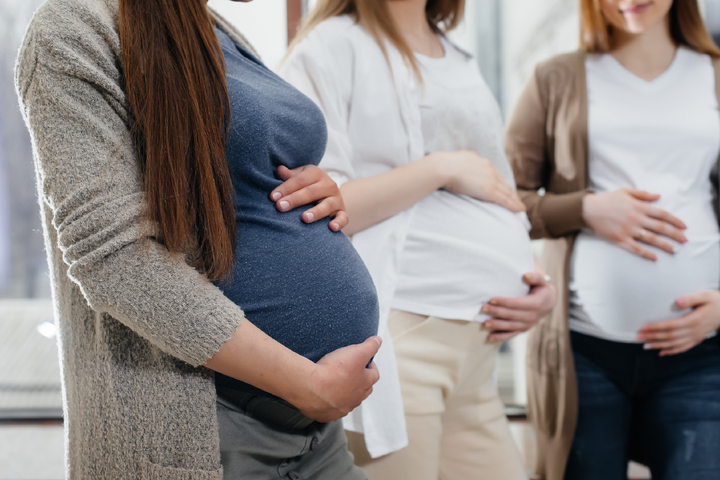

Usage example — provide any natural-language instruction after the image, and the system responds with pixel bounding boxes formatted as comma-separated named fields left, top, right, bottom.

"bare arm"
left=205, top=321, right=381, bottom=423
left=341, top=150, right=525, bottom=236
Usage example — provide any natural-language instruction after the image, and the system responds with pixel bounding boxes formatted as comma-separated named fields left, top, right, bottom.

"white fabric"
left=569, top=48, right=720, bottom=343
left=281, top=17, right=528, bottom=457
left=392, top=39, right=534, bottom=321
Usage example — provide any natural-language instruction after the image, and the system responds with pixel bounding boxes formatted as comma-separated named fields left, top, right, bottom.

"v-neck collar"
left=603, top=47, right=687, bottom=93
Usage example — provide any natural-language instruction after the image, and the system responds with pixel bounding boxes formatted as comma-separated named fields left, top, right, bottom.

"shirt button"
left=310, top=436, right=320, bottom=451
left=288, top=472, right=303, bottom=480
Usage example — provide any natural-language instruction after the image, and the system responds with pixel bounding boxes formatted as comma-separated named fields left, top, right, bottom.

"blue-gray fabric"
left=213, top=29, right=379, bottom=398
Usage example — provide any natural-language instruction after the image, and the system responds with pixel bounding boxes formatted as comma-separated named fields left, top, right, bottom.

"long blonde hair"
left=287, top=0, right=465, bottom=78
left=579, top=0, right=720, bottom=57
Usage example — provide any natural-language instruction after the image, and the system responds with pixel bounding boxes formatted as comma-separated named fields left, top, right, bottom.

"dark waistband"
left=216, top=386, right=317, bottom=432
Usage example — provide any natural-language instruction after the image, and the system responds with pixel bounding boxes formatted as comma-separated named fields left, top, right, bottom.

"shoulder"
left=16, top=0, right=121, bottom=100
left=306, top=15, right=363, bottom=42
left=533, top=50, right=585, bottom=86
left=292, top=15, right=370, bottom=62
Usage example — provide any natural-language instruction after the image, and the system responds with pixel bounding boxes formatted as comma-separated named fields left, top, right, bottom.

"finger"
left=642, top=218, right=687, bottom=244
left=485, top=295, right=540, bottom=311
left=639, top=312, right=699, bottom=335
left=498, top=183, right=527, bottom=213
left=275, top=165, right=295, bottom=181
left=329, top=211, right=349, bottom=232
left=659, top=341, right=697, bottom=356
left=641, top=326, right=693, bottom=343
left=270, top=166, right=322, bottom=202
left=626, top=189, right=661, bottom=202
left=522, top=271, right=549, bottom=287
left=359, top=336, right=382, bottom=362
left=676, top=291, right=714, bottom=309
left=645, top=335, right=693, bottom=352
left=635, top=228, right=677, bottom=255
left=275, top=184, right=325, bottom=212
left=301, top=196, right=344, bottom=223
left=645, top=205, right=687, bottom=230
left=483, top=319, right=531, bottom=332
left=487, top=331, right=520, bottom=342
left=481, top=304, right=536, bottom=323
left=622, top=239, right=657, bottom=261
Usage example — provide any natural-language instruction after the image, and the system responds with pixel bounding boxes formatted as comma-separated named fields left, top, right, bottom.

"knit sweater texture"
left=15, top=0, right=259, bottom=478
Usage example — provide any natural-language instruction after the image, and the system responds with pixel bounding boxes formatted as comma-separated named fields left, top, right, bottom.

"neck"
left=610, top=17, right=677, bottom=81
left=386, top=0, right=443, bottom=57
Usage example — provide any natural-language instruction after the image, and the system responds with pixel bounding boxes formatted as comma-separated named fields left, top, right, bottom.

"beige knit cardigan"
left=16, top=0, right=259, bottom=478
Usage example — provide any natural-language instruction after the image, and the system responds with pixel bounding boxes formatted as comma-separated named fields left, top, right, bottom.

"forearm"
left=341, top=153, right=447, bottom=235
left=204, top=319, right=316, bottom=405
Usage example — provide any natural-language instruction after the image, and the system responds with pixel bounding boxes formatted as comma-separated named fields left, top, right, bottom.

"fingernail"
left=481, top=306, right=490, bottom=314
left=487, top=337, right=498, bottom=343
left=671, top=245, right=679, bottom=254
left=279, top=200, right=289, bottom=212
left=489, top=299, right=498, bottom=305
left=484, top=321, right=493, bottom=329
left=681, top=235, right=688, bottom=243
left=676, top=299, right=685, bottom=308
left=643, top=343, right=653, bottom=350
left=329, top=222, right=339, bottom=231
left=271, top=192, right=281, bottom=201
left=305, top=212, right=314, bottom=222
left=637, top=334, right=645, bottom=341
left=524, top=273, right=532, bottom=281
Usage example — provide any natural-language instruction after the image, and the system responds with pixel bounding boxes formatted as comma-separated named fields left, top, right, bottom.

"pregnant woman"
left=16, top=0, right=380, bottom=478
left=506, top=0, right=720, bottom=478
left=282, top=0, right=556, bottom=478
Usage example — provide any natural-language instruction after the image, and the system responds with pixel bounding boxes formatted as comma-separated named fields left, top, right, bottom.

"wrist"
left=424, top=151, right=452, bottom=189
left=580, top=191, right=597, bottom=226
left=278, top=356, right=321, bottom=410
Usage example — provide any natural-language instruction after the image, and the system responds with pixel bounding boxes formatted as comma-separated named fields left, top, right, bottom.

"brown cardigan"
left=505, top=50, right=720, bottom=480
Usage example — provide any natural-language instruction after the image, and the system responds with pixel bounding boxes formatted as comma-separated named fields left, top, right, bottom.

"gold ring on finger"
left=638, top=228, right=647, bottom=240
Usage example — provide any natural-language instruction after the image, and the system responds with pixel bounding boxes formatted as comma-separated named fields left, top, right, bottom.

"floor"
left=0, top=422, right=64, bottom=480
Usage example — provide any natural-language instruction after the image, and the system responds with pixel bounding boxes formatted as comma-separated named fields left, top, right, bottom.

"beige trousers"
left=347, top=310, right=527, bottom=480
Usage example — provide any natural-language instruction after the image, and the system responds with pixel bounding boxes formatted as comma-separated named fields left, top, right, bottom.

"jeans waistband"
left=216, top=386, right=317, bottom=432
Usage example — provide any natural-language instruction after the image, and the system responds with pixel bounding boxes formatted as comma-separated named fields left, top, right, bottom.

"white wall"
left=501, top=0, right=578, bottom=115
left=208, top=0, right=288, bottom=71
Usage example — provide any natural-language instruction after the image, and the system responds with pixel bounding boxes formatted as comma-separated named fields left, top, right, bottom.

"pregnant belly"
left=393, top=191, right=535, bottom=321
left=571, top=231, right=720, bottom=336
left=220, top=218, right=379, bottom=362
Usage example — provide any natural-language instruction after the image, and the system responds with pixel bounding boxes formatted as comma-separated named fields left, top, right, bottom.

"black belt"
left=216, top=387, right=317, bottom=432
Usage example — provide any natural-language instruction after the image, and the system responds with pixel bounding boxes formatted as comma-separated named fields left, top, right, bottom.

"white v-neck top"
left=391, top=37, right=534, bottom=321
left=569, top=47, right=720, bottom=342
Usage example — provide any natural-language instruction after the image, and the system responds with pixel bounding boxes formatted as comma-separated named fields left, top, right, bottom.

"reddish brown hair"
left=580, top=0, right=720, bottom=57
left=119, top=0, right=236, bottom=280
left=287, top=0, right=465, bottom=79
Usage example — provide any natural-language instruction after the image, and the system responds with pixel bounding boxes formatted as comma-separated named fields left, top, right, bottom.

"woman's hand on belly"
left=269, top=165, right=348, bottom=231
left=290, top=336, right=381, bottom=423
left=638, top=291, right=720, bottom=356
left=442, top=150, right=526, bottom=213
left=480, top=267, right=557, bottom=342
left=582, top=189, right=687, bottom=261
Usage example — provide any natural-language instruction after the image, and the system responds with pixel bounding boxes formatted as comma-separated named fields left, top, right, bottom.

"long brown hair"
left=288, top=0, right=465, bottom=78
left=118, top=0, right=236, bottom=280
left=580, top=0, right=720, bottom=57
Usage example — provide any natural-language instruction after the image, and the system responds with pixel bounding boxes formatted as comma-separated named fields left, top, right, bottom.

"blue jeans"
left=565, top=331, right=720, bottom=480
